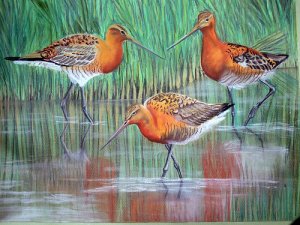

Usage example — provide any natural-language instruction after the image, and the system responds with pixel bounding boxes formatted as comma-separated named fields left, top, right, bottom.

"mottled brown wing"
left=38, top=34, right=99, bottom=66
left=145, top=92, right=231, bottom=126
left=226, top=43, right=287, bottom=71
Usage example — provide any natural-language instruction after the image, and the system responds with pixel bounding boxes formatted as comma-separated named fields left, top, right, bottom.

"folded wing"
left=145, top=92, right=232, bottom=126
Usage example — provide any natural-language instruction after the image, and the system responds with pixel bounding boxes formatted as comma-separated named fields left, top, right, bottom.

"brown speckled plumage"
left=31, top=34, right=100, bottom=68
left=145, top=92, right=231, bottom=126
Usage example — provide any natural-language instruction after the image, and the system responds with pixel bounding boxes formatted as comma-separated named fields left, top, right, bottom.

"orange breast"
left=137, top=111, right=188, bottom=144
left=138, top=124, right=166, bottom=144
left=201, top=41, right=226, bottom=81
left=84, top=42, right=123, bottom=74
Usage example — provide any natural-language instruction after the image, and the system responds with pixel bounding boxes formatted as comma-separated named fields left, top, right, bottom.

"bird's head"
left=167, top=11, right=215, bottom=50
left=125, top=104, right=146, bottom=125
left=100, top=104, right=145, bottom=150
left=106, top=24, right=163, bottom=58
left=107, top=24, right=130, bottom=42
left=196, top=11, right=215, bottom=30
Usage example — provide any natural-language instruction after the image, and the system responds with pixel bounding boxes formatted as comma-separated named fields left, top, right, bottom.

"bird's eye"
left=120, top=30, right=126, bottom=35
left=132, top=111, right=137, bottom=116
left=205, top=18, right=209, bottom=22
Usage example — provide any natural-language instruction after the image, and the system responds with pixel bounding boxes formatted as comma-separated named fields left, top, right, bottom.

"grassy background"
left=0, top=0, right=297, bottom=101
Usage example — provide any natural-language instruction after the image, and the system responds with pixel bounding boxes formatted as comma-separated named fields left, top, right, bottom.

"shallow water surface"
left=0, top=69, right=299, bottom=222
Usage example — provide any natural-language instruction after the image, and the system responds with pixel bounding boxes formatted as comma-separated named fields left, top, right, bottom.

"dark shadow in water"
left=177, top=179, right=184, bottom=199
left=160, top=178, right=169, bottom=199
left=159, top=178, right=183, bottom=200
left=244, top=127, right=264, bottom=149
left=232, top=126, right=264, bottom=150
left=232, top=126, right=243, bottom=146
left=60, top=123, right=91, bottom=161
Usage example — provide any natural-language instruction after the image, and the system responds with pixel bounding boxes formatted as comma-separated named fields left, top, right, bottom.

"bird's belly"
left=161, top=125, right=200, bottom=145
left=218, top=68, right=270, bottom=89
left=137, top=121, right=197, bottom=145
left=63, top=67, right=102, bottom=87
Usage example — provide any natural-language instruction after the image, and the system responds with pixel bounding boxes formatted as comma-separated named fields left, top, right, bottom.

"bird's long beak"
left=127, top=36, right=164, bottom=59
left=100, top=121, right=129, bottom=151
left=167, top=24, right=199, bottom=50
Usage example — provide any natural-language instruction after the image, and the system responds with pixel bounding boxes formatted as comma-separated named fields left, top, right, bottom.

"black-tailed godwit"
left=101, top=92, right=233, bottom=178
left=168, top=11, right=288, bottom=126
left=6, top=24, right=162, bottom=123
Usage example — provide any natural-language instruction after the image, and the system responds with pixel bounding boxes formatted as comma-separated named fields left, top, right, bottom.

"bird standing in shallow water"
left=101, top=92, right=233, bottom=178
left=168, top=11, right=288, bottom=126
left=5, top=24, right=162, bottom=124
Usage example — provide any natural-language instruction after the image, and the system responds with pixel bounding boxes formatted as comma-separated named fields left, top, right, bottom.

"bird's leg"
left=171, top=155, right=183, bottom=179
left=164, top=144, right=183, bottom=179
left=162, top=144, right=173, bottom=178
left=244, top=80, right=275, bottom=126
left=60, top=123, right=71, bottom=159
left=80, top=87, right=94, bottom=124
left=227, top=87, right=235, bottom=126
left=60, top=82, right=74, bottom=121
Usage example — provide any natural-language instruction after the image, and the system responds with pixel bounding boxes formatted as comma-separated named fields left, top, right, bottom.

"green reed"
left=0, top=0, right=297, bottom=101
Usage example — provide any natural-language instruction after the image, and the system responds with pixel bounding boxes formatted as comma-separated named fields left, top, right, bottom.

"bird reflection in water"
left=202, top=141, right=242, bottom=222
left=60, top=124, right=118, bottom=222
left=60, top=124, right=91, bottom=162
left=119, top=140, right=243, bottom=222
left=232, top=126, right=264, bottom=149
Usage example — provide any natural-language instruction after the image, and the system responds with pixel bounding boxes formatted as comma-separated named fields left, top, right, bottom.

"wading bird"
left=5, top=24, right=162, bottom=124
left=101, top=92, right=232, bottom=178
left=168, top=11, right=288, bottom=126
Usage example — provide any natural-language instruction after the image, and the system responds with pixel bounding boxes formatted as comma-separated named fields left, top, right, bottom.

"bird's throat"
left=201, top=27, right=225, bottom=81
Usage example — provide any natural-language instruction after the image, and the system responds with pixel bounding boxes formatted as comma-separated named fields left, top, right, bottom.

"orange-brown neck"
left=201, top=22, right=219, bottom=43
left=99, top=39, right=124, bottom=73
left=200, top=24, right=225, bottom=81
left=134, top=108, right=164, bottom=143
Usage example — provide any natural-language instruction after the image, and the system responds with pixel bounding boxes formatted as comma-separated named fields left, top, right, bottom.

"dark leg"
left=164, top=144, right=183, bottom=179
left=80, top=87, right=94, bottom=124
left=227, top=87, right=235, bottom=126
left=60, top=83, right=74, bottom=121
left=168, top=145, right=183, bottom=178
left=244, top=80, right=275, bottom=126
left=161, top=144, right=173, bottom=178
left=171, top=155, right=183, bottom=179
